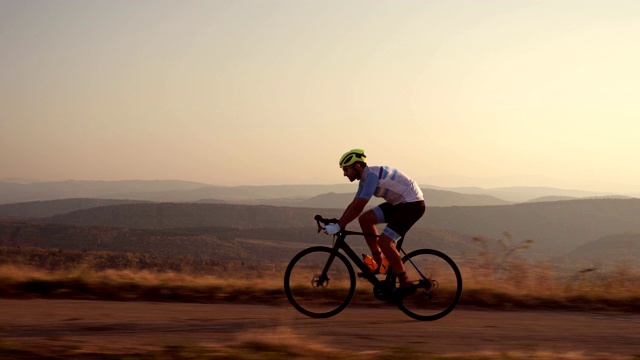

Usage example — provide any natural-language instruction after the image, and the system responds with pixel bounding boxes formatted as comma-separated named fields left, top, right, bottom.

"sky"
left=2, top=0, right=640, bottom=193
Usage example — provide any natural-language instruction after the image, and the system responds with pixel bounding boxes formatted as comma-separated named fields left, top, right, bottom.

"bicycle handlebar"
left=314, top=215, right=338, bottom=224
left=314, top=215, right=339, bottom=233
left=314, top=214, right=384, bottom=240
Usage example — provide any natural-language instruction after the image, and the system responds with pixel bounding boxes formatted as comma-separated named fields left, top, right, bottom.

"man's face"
left=342, top=165, right=360, bottom=182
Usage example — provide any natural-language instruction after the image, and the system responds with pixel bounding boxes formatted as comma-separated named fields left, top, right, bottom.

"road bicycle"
left=283, top=215, right=463, bottom=321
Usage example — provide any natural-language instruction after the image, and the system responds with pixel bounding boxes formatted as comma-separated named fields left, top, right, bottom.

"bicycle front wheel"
left=283, top=246, right=356, bottom=318
left=398, top=249, right=462, bottom=321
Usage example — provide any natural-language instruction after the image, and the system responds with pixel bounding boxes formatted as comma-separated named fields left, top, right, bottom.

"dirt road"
left=1, top=299, right=639, bottom=357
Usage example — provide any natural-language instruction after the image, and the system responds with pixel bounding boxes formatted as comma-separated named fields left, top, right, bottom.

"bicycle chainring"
left=373, top=281, right=394, bottom=301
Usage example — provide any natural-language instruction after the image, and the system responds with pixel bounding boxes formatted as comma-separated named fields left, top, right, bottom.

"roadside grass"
left=0, top=262, right=639, bottom=311
left=0, top=245, right=639, bottom=311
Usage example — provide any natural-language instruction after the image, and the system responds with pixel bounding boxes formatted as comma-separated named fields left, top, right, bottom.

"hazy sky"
left=2, top=1, right=639, bottom=193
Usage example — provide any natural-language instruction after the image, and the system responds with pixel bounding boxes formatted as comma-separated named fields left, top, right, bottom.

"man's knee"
left=358, top=211, right=377, bottom=228
left=378, top=234, right=395, bottom=250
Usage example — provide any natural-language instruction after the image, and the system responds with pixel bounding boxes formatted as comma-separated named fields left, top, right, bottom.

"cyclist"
left=323, top=149, right=426, bottom=302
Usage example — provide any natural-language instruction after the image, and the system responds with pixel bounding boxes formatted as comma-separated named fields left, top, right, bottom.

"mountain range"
left=0, top=179, right=629, bottom=206
left=1, top=180, right=639, bottom=269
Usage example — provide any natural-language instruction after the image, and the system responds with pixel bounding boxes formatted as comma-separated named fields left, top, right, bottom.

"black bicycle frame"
left=321, top=228, right=429, bottom=285
left=322, top=229, right=388, bottom=285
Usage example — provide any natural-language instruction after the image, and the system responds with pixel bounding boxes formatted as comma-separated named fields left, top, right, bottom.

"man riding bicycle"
left=323, top=149, right=426, bottom=302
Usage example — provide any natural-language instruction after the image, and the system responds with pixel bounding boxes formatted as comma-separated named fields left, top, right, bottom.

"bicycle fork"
left=313, top=250, right=339, bottom=288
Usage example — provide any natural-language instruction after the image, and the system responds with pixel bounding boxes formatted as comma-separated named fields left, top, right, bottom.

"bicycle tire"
left=283, top=246, right=356, bottom=318
left=397, top=248, right=462, bottom=321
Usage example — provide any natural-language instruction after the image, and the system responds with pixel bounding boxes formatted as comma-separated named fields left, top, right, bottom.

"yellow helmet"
left=339, top=149, right=366, bottom=168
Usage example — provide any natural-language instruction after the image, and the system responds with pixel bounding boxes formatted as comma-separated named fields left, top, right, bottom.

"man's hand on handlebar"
left=314, top=215, right=340, bottom=234
left=323, top=223, right=340, bottom=235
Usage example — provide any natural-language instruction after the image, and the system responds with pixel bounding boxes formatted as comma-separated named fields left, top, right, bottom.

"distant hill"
left=3, top=179, right=632, bottom=206
left=0, top=198, right=149, bottom=218
left=561, top=233, right=640, bottom=269
left=423, top=188, right=512, bottom=206
left=251, top=188, right=511, bottom=208
left=0, top=180, right=209, bottom=204
left=45, top=203, right=320, bottom=229
left=35, top=198, right=640, bottom=257
left=0, top=183, right=511, bottom=216
left=421, top=198, right=640, bottom=254
left=0, top=180, right=360, bottom=204
left=100, top=183, right=362, bottom=203
left=527, top=195, right=635, bottom=204
left=526, top=196, right=578, bottom=203
left=0, top=220, right=478, bottom=262
left=427, top=185, right=620, bottom=203
left=293, top=192, right=375, bottom=209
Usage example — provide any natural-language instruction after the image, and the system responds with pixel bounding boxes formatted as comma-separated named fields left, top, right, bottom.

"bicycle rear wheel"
left=283, top=246, right=356, bottom=318
left=398, top=249, right=462, bottom=321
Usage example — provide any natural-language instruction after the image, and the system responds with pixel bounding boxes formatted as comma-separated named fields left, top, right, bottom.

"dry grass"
left=0, top=261, right=639, bottom=311
left=0, top=245, right=639, bottom=311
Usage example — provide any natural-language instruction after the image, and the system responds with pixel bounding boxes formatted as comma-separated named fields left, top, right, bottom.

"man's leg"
left=382, top=201, right=426, bottom=288
left=358, top=209, right=383, bottom=265
left=379, top=229, right=416, bottom=304
left=378, top=234, right=410, bottom=287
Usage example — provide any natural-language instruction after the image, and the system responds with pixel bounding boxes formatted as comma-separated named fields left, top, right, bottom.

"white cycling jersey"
left=355, top=165, right=424, bottom=205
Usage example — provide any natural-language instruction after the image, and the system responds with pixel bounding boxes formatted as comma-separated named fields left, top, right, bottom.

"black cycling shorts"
left=372, top=200, right=426, bottom=241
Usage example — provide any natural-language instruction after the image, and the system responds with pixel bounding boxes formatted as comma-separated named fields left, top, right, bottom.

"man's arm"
left=337, top=197, right=369, bottom=229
